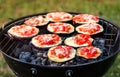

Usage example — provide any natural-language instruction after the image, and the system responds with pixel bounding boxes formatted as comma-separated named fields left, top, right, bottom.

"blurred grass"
left=0, top=0, right=120, bottom=77
left=0, top=0, right=120, bottom=26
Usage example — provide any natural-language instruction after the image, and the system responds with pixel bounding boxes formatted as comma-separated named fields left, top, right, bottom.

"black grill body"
left=0, top=12, right=120, bottom=77
left=3, top=51, right=118, bottom=77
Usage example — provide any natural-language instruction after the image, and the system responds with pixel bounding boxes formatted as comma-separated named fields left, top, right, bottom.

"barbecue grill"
left=0, top=12, right=120, bottom=77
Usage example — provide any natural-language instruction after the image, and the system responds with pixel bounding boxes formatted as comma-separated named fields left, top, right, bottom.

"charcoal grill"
left=0, top=12, right=120, bottom=77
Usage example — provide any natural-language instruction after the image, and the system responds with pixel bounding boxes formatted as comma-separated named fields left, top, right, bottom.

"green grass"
left=0, top=0, right=120, bottom=77
left=0, top=0, right=120, bottom=25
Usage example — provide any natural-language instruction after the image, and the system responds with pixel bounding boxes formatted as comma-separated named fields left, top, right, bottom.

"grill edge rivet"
left=30, top=68, right=37, bottom=75
left=65, top=70, right=73, bottom=77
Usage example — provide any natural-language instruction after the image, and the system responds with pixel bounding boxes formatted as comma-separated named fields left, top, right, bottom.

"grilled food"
left=8, top=24, right=39, bottom=39
left=31, top=34, right=62, bottom=48
left=76, top=46, right=102, bottom=59
left=64, top=34, right=93, bottom=47
left=48, top=45, right=76, bottom=62
left=72, top=14, right=99, bottom=24
left=47, top=22, right=74, bottom=34
left=46, top=12, right=73, bottom=22
left=24, top=16, right=49, bottom=27
left=76, top=23, right=104, bottom=35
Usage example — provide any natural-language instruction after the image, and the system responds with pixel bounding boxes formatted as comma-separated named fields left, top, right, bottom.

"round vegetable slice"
left=76, top=46, right=102, bottom=59
left=48, top=45, right=76, bottom=62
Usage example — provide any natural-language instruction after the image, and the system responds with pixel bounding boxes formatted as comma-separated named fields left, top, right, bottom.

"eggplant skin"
left=7, top=32, right=38, bottom=40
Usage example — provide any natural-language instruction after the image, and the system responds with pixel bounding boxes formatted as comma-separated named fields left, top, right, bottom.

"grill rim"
left=0, top=12, right=120, bottom=68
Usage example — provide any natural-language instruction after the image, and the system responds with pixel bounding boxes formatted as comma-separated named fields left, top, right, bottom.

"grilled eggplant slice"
left=31, top=34, right=62, bottom=48
left=7, top=24, right=39, bottom=39
left=24, top=15, right=49, bottom=27
left=76, top=23, right=104, bottom=35
left=47, top=22, right=74, bottom=34
left=76, top=46, right=102, bottom=59
left=46, top=12, right=73, bottom=22
left=48, top=45, right=76, bottom=62
left=64, top=34, right=93, bottom=47
left=72, top=14, right=99, bottom=24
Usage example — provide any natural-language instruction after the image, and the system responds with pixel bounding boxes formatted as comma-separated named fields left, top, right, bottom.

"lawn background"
left=0, top=0, right=120, bottom=77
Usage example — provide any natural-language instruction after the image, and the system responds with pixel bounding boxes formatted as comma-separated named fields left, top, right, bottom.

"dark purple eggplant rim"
left=0, top=12, right=120, bottom=68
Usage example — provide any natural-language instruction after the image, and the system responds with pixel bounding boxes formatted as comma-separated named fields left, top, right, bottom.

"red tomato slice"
left=12, top=25, right=37, bottom=37
left=79, top=46, right=98, bottom=58
left=24, top=16, right=46, bottom=26
left=47, top=12, right=72, bottom=22
left=49, top=23, right=71, bottom=32
left=51, top=46, right=71, bottom=58
left=78, top=23, right=101, bottom=34
left=53, top=17, right=62, bottom=21
left=23, top=28, right=36, bottom=36
left=80, top=48, right=89, bottom=55
left=35, top=34, right=60, bottom=45
left=73, top=14, right=99, bottom=23
left=74, top=34, right=90, bottom=45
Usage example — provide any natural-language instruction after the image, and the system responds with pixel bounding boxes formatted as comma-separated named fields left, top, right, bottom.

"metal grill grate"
left=0, top=17, right=119, bottom=65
